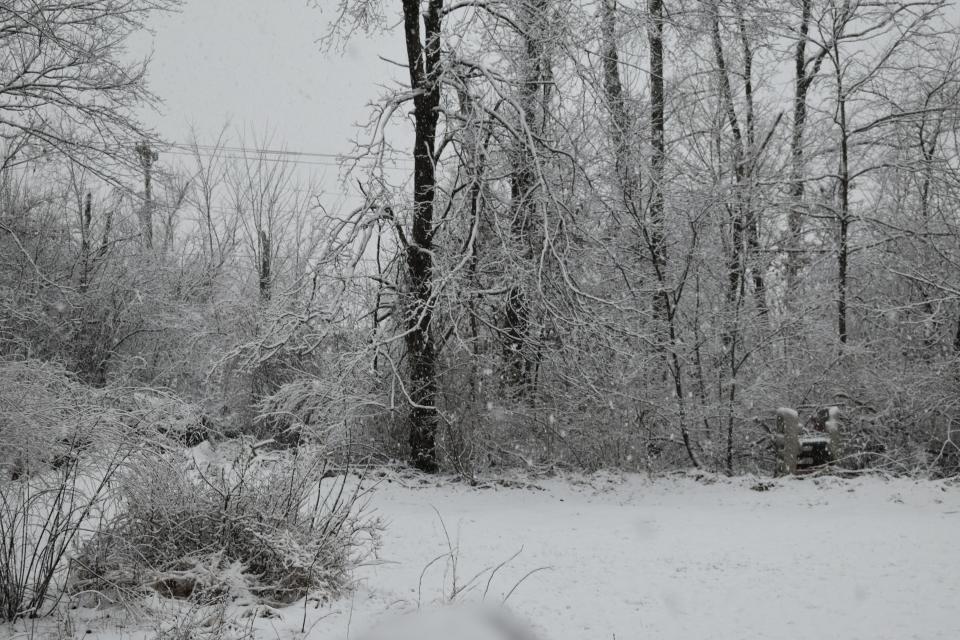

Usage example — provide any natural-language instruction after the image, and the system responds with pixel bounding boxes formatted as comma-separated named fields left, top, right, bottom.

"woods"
left=3, top=1, right=960, bottom=637
left=4, top=0, right=960, bottom=478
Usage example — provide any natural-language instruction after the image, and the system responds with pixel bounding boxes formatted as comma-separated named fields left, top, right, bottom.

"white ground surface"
left=5, top=471, right=959, bottom=639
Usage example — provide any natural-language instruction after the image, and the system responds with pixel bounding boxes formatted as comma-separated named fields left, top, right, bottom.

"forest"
left=2, top=1, right=960, bottom=638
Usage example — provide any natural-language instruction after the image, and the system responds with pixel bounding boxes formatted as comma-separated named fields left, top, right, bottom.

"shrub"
left=0, top=359, right=138, bottom=621
left=148, top=599, right=256, bottom=640
left=71, top=440, right=382, bottom=607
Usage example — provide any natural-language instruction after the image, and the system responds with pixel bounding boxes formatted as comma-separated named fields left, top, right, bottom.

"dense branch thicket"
left=1, top=0, right=959, bottom=480
left=0, top=1, right=181, bottom=179
left=71, top=441, right=382, bottom=607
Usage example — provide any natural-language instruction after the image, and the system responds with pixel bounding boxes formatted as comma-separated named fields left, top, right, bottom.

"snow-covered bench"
left=776, top=407, right=842, bottom=474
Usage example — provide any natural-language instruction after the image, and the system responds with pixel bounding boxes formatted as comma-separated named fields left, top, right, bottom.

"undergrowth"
left=71, top=440, right=383, bottom=607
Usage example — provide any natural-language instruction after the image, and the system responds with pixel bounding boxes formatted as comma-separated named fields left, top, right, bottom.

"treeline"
left=3, top=0, right=960, bottom=476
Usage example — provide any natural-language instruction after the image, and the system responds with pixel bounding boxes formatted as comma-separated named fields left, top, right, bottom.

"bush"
left=0, top=359, right=138, bottom=621
left=71, top=440, right=382, bottom=607
left=112, top=389, right=215, bottom=447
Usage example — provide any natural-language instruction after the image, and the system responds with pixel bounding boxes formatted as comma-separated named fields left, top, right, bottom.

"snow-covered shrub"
left=0, top=359, right=95, bottom=479
left=254, top=348, right=386, bottom=453
left=149, top=598, right=256, bottom=640
left=0, top=458, right=123, bottom=621
left=104, top=389, right=214, bottom=447
left=71, top=440, right=382, bottom=607
left=0, top=359, right=139, bottom=621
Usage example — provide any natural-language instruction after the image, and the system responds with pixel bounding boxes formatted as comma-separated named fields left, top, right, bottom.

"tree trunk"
left=648, top=0, right=667, bottom=307
left=258, top=229, right=271, bottom=302
left=787, top=1, right=811, bottom=293
left=649, top=0, right=699, bottom=469
left=505, top=0, right=549, bottom=393
left=837, top=102, right=849, bottom=345
left=788, top=0, right=828, bottom=293
left=79, top=192, right=92, bottom=292
left=600, top=0, right=641, bottom=218
left=835, top=42, right=849, bottom=345
left=402, top=0, right=444, bottom=472
left=711, top=1, right=746, bottom=325
left=737, top=3, right=766, bottom=315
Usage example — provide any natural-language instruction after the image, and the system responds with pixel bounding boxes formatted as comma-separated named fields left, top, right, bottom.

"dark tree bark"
left=600, top=0, right=641, bottom=218
left=74, top=182, right=111, bottom=293
left=505, top=0, right=550, bottom=393
left=648, top=0, right=699, bottom=469
left=79, top=192, right=92, bottom=292
left=258, top=229, right=271, bottom=302
left=402, top=0, right=444, bottom=472
left=953, top=313, right=960, bottom=355
left=830, top=6, right=852, bottom=346
left=648, top=0, right=668, bottom=300
left=788, top=0, right=829, bottom=291
left=736, top=3, right=766, bottom=315
left=836, top=72, right=850, bottom=345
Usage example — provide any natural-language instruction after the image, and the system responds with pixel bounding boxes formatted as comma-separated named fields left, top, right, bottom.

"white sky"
left=135, top=0, right=960, bottom=208
left=135, top=0, right=406, bottom=203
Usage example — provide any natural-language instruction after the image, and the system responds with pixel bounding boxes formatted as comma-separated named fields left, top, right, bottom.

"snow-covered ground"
left=317, top=472, right=960, bottom=640
left=6, top=471, right=959, bottom=639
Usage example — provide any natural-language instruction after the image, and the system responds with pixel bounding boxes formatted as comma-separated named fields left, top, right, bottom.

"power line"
left=184, top=199, right=368, bottom=220
left=169, top=143, right=410, bottom=163
left=158, top=142, right=417, bottom=169
left=162, top=148, right=346, bottom=169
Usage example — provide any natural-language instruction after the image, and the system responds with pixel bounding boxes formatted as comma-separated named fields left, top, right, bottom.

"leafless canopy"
left=0, top=0, right=180, bottom=179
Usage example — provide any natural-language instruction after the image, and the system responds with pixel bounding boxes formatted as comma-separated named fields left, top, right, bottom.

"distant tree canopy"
left=0, top=0, right=181, bottom=177
left=3, top=0, right=960, bottom=477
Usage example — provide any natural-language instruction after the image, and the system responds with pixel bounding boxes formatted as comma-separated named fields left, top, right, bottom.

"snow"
left=776, top=407, right=799, bottom=420
left=336, top=473, right=960, bottom=640
left=4, top=471, right=959, bottom=639
left=826, top=406, right=841, bottom=434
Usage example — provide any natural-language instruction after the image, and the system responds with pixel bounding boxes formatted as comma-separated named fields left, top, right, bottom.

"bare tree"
left=818, top=0, right=948, bottom=344
left=648, top=0, right=668, bottom=316
left=185, top=127, right=239, bottom=289
left=0, top=1, right=180, bottom=178
left=401, top=0, right=445, bottom=472
left=600, top=0, right=641, bottom=222
left=786, top=0, right=830, bottom=292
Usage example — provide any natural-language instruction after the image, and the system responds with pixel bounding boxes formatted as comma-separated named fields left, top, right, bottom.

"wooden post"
left=777, top=407, right=800, bottom=474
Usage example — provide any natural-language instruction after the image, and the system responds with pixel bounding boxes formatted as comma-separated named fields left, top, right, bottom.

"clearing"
left=7, top=472, right=959, bottom=640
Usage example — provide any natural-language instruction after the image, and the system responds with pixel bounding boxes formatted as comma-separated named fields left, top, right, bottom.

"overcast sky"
left=136, top=0, right=406, bottom=203
left=136, top=0, right=960, bottom=207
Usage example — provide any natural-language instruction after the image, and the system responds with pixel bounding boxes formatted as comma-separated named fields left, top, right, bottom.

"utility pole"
left=135, top=141, right=158, bottom=250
